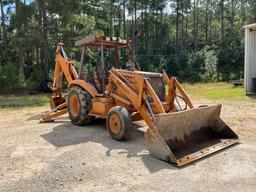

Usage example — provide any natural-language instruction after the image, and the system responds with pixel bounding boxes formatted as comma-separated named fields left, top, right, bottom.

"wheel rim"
left=109, top=114, right=121, bottom=134
left=70, top=95, right=80, bottom=117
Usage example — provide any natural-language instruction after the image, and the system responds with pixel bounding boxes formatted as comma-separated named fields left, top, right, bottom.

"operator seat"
left=96, top=64, right=108, bottom=93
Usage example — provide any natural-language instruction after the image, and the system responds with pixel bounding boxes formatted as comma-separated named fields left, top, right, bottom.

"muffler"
left=145, top=105, right=239, bottom=166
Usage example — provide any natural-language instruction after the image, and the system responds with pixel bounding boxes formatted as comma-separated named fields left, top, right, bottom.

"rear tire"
left=106, top=106, right=132, bottom=141
left=67, top=86, right=92, bottom=125
left=40, top=80, right=53, bottom=93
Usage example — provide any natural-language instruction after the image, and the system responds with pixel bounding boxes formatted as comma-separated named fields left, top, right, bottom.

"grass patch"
left=0, top=94, right=50, bottom=108
left=0, top=83, right=254, bottom=109
left=182, top=82, right=250, bottom=101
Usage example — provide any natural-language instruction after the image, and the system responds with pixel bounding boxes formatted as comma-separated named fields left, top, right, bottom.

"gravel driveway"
left=0, top=99, right=256, bottom=192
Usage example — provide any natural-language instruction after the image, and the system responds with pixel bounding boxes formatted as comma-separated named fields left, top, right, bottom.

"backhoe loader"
left=41, top=35, right=238, bottom=166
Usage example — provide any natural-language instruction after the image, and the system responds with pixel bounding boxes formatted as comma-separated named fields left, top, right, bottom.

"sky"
left=0, top=1, right=172, bottom=22
left=1, top=1, right=172, bottom=13
left=164, top=2, right=172, bottom=14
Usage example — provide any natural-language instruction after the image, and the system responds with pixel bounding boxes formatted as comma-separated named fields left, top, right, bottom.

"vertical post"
left=101, top=38, right=105, bottom=95
left=79, top=46, right=85, bottom=79
left=132, top=34, right=135, bottom=70
left=244, top=28, right=248, bottom=94
left=115, top=47, right=121, bottom=68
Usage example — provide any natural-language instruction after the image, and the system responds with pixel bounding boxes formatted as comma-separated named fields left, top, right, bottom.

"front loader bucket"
left=145, top=105, right=239, bottom=166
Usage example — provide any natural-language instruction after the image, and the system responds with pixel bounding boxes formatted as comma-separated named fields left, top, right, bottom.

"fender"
left=70, top=79, right=98, bottom=97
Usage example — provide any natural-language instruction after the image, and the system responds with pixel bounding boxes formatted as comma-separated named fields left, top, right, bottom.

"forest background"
left=0, top=0, right=253, bottom=91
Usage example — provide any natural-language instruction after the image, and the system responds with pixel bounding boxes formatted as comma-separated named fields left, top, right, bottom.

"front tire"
left=106, top=106, right=132, bottom=141
left=67, top=86, right=92, bottom=125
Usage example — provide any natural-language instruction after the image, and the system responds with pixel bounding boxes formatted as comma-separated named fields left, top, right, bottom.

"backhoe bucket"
left=145, top=105, right=239, bottom=166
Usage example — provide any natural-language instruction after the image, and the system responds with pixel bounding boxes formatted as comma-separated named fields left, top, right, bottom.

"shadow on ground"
left=40, top=121, right=177, bottom=173
left=40, top=119, right=238, bottom=172
left=246, top=95, right=256, bottom=100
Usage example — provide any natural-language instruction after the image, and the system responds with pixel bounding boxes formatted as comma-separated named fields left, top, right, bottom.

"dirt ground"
left=0, top=98, right=256, bottom=192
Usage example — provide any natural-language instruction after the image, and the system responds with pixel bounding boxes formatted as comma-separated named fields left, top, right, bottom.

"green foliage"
left=25, top=64, right=43, bottom=90
left=200, top=47, right=218, bottom=82
left=0, top=0, right=252, bottom=92
left=0, top=64, right=22, bottom=92
left=162, top=47, right=217, bottom=82
left=181, top=50, right=204, bottom=82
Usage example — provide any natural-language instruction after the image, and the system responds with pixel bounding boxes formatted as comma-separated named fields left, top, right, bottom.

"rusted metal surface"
left=50, top=96, right=66, bottom=109
left=75, top=35, right=128, bottom=48
left=145, top=105, right=239, bottom=166
left=146, top=76, right=165, bottom=102
left=69, top=95, right=80, bottom=117
left=40, top=102, right=68, bottom=122
left=109, top=114, right=122, bottom=134
left=176, top=139, right=238, bottom=166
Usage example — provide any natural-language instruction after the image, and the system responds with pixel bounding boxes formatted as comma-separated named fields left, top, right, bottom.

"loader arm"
left=162, top=71, right=193, bottom=109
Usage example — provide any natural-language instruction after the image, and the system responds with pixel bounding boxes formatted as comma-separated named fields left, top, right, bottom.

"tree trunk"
left=209, top=2, right=213, bottom=46
left=144, top=7, right=148, bottom=51
left=134, top=0, right=137, bottom=56
left=15, top=0, right=20, bottom=12
left=160, top=8, right=163, bottom=54
left=15, top=0, right=25, bottom=81
left=185, top=4, right=188, bottom=47
left=117, top=5, right=121, bottom=38
left=193, top=0, right=197, bottom=50
left=181, top=0, right=184, bottom=50
left=109, top=0, right=112, bottom=37
left=196, top=0, right=199, bottom=49
left=176, top=0, right=179, bottom=55
left=0, top=0, right=7, bottom=69
left=241, top=0, right=246, bottom=23
left=134, top=0, right=137, bottom=29
left=231, top=0, right=235, bottom=26
left=123, top=0, right=126, bottom=39
left=205, top=0, right=209, bottom=45
left=221, top=0, right=224, bottom=44
left=38, top=0, right=49, bottom=80
left=43, top=0, right=49, bottom=80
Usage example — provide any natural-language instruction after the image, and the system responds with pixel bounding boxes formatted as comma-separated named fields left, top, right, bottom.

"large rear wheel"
left=67, top=86, right=92, bottom=125
left=106, top=106, right=132, bottom=141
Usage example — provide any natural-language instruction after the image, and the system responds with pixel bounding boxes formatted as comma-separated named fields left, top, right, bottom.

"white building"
left=243, top=23, right=256, bottom=94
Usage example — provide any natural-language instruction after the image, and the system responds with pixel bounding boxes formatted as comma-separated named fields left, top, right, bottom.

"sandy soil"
left=0, top=99, right=256, bottom=192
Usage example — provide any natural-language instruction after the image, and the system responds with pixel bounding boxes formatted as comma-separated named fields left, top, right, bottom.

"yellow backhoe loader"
left=41, top=35, right=238, bottom=166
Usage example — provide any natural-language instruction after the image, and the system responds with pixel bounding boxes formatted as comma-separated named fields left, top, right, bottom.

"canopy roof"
left=243, top=23, right=256, bottom=29
left=75, top=35, right=130, bottom=49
